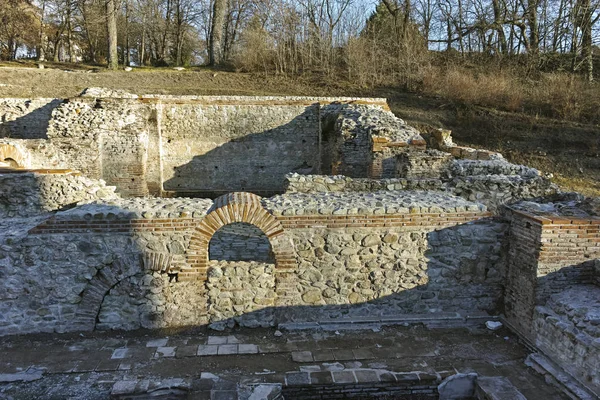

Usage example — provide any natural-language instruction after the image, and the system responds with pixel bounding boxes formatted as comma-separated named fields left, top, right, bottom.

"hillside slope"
left=0, top=64, right=597, bottom=196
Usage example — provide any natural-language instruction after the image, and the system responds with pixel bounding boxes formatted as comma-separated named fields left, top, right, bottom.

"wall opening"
left=206, top=222, right=277, bottom=328
left=209, top=222, right=274, bottom=263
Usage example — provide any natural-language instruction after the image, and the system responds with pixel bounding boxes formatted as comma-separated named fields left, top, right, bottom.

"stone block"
left=354, top=369, right=379, bottom=383
left=332, top=371, right=356, bottom=384
left=310, top=371, right=334, bottom=384
left=292, top=351, right=314, bottom=363
left=197, top=345, right=219, bottom=356
left=285, top=372, right=310, bottom=386
left=217, top=345, right=238, bottom=355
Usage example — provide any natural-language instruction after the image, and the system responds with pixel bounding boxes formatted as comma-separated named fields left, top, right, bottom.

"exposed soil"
left=0, top=62, right=598, bottom=196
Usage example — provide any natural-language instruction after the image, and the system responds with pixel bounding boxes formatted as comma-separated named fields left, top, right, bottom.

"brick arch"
left=72, top=255, right=141, bottom=332
left=187, top=192, right=296, bottom=279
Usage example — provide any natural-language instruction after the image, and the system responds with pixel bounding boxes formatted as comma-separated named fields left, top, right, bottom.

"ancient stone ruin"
left=0, top=90, right=598, bottom=399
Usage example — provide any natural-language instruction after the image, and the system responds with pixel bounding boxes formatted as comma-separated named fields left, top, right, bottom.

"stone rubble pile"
left=447, top=159, right=541, bottom=178
left=326, top=104, right=422, bottom=144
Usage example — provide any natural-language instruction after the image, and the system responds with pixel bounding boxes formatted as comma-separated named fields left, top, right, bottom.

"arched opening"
left=206, top=222, right=277, bottom=329
left=209, top=222, right=274, bottom=263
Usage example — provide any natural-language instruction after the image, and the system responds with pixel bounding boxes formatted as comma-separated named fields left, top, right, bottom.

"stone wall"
left=0, top=189, right=507, bottom=336
left=1, top=95, right=406, bottom=198
left=446, top=160, right=558, bottom=213
left=160, top=100, right=320, bottom=197
left=284, top=173, right=443, bottom=193
left=285, top=157, right=558, bottom=215
left=0, top=98, right=62, bottom=139
left=206, top=260, right=276, bottom=329
left=502, top=202, right=600, bottom=395
left=396, top=150, right=453, bottom=179
left=0, top=171, right=118, bottom=218
left=276, top=220, right=507, bottom=322
left=0, top=197, right=213, bottom=335
left=532, top=286, right=600, bottom=393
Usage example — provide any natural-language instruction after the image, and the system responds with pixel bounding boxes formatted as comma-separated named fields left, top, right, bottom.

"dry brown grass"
left=421, top=65, right=600, bottom=124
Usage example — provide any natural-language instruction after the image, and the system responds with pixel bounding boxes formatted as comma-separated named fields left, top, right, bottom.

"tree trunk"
left=67, top=1, right=76, bottom=63
left=491, top=0, right=507, bottom=54
left=527, top=0, right=539, bottom=54
left=106, top=0, right=119, bottom=69
left=124, top=0, right=130, bottom=66
left=578, top=0, right=593, bottom=81
left=38, top=0, right=47, bottom=61
left=209, top=0, right=227, bottom=65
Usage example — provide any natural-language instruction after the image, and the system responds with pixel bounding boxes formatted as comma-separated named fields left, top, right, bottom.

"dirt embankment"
left=0, top=64, right=597, bottom=196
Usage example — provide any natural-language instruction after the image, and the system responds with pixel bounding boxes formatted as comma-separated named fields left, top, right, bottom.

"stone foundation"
left=532, top=285, right=600, bottom=393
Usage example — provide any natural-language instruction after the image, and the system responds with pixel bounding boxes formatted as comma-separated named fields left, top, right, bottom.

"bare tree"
left=209, top=0, right=227, bottom=65
left=106, top=0, right=118, bottom=68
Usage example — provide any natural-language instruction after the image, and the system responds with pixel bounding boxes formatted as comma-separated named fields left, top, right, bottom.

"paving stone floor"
left=0, top=324, right=569, bottom=399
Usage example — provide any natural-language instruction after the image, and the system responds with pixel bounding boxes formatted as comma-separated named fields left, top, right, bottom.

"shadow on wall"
left=530, top=262, right=600, bottom=394
left=536, top=259, right=599, bottom=306
left=2, top=176, right=508, bottom=335
left=162, top=107, right=323, bottom=198
left=0, top=99, right=63, bottom=139
left=90, top=216, right=507, bottom=332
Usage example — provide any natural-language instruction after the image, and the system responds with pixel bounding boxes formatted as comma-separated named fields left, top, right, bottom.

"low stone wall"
left=0, top=171, right=118, bottom=218
left=449, top=174, right=557, bottom=213
left=285, top=157, right=558, bottom=214
left=263, top=190, right=484, bottom=216
left=284, top=173, right=442, bottom=193
left=532, top=285, right=600, bottom=393
left=277, top=220, right=507, bottom=321
left=448, top=160, right=540, bottom=177
left=446, top=160, right=558, bottom=212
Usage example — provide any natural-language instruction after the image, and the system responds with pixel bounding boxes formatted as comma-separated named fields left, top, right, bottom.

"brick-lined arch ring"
left=0, top=143, right=28, bottom=168
left=186, top=192, right=296, bottom=279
